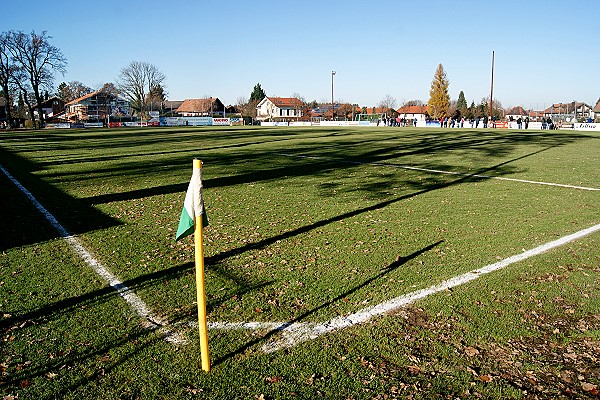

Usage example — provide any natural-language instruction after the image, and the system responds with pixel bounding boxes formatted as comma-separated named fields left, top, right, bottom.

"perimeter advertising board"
left=212, top=118, right=230, bottom=126
left=574, top=123, right=600, bottom=131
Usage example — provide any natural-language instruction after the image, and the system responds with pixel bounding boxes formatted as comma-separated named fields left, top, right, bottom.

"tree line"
left=0, top=30, right=66, bottom=128
left=1, top=30, right=503, bottom=129
left=427, top=63, right=503, bottom=121
left=0, top=29, right=168, bottom=128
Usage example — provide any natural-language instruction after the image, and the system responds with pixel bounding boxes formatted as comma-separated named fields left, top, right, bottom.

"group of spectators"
left=374, top=114, right=568, bottom=130
left=439, top=116, right=497, bottom=128
left=541, top=117, right=557, bottom=130
left=377, top=117, right=418, bottom=127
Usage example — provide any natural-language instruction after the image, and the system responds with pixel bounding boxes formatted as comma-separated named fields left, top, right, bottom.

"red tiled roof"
left=543, top=102, right=587, bottom=113
left=528, top=110, right=545, bottom=118
left=176, top=98, right=220, bottom=113
left=594, top=100, right=600, bottom=113
left=506, top=106, right=527, bottom=115
left=396, top=105, right=428, bottom=114
left=268, top=97, right=304, bottom=107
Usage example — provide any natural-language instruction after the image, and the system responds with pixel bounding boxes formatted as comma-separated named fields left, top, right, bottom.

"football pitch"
left=1, top=126, right=599, bottom=399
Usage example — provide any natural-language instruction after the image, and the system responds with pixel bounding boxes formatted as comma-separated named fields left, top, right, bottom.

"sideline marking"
left=0, top=165, right=184, bottom=344
left=6, top=159, right=598, bottom=352
left=274, top=153, right=600, bottom=191
left=207, top=221, right=600, bottom=352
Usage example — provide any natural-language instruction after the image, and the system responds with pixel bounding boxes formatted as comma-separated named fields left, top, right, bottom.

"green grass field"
left=1, top=126, right=599, bottom=399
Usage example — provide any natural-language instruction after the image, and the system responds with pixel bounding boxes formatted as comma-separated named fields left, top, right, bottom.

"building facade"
left=256, top=97, right=304, bottom=121
left=396, top=105, right=428, bottom=122
left=65, top=90, right=130, bottom=122
left=176, top=98, right=225, bottom=117
left=543, top=102, right=593, bottom=122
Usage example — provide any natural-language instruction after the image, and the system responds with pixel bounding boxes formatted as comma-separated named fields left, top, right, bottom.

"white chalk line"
left=206, top=152, right=600, bottom=350
left=0, top=165, right=185, bottom=345
left=6, top=159, right=599, bottom=352
left=273, top=152, right=600, bottom=192
left=205, top=221, right=600, bottom=352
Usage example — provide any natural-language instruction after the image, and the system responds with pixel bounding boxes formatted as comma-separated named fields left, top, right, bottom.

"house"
left=396, top=105, right=428, bottom=122
left=256, top=97, right=304, bottom=121
left=593, top=100, right=600, bottom=122
left=505, top=106, right=528, bottom=121
left=30, top=96, right=66, bottom=122
left=176, top=98, right=225, bottom=117
left=543, top=102, right=593, bottom=122
left=0, top=98, right=26, bottom=128
left=64, top=90, right=131, bottom=122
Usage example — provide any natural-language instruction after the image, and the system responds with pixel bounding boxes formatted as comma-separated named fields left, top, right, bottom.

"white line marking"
left=7, top=156, right=598, bottom=351
left=208, top=222, right=600, bottom=352
left=1, top=164, right=184, bottom=344
left=274, top=153, right=600, bottom=191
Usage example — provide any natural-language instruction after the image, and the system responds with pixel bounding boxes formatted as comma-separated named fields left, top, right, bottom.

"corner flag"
left=175, top=160, right=208, bottom=241
left=176, top=159, right=211, bottom=372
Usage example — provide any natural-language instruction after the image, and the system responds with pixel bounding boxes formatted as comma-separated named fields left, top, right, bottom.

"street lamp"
left=331, top=70, right=336, bottom=121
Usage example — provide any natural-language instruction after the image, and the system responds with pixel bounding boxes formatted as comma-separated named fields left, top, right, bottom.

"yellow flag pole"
left=193, top=159, right=210, bottom=372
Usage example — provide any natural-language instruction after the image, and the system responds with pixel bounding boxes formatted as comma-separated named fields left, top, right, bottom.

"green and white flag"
left=175, top=165, right=208, bottom=241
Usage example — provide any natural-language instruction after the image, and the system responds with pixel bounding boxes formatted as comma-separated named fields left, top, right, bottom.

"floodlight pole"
left=331, top=71, right=336, bottom=121
left=490, top=51, right=495, bottom=122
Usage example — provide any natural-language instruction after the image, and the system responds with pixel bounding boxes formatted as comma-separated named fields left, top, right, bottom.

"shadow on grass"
left=212, top=240, right=443, bottom=367
left=205, top=146, right=561, bottom=365
left=0, top=259, right=271, bottom=335
left=0, top=148, right=122, bottom=252
left=1, top=312, right=169, bottom=399
left=72, top=128, right=594, bottom=207
left=1, top=127, right=595, bottom=396
left=2, top=128, right=587, bottom=247
left=203, top=144, right=550, bottom=269
left=0, top=261, right=272, bottom=396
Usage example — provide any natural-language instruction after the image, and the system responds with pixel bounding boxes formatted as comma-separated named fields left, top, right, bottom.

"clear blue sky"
left=5, top=0, right=599, bottom=110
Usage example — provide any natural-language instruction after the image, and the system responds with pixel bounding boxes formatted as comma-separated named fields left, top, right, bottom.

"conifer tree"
left=249, top=83, right=266, bottom=102
left=456, top=91, right=467, bottom=112
left=427, top=64, right=450, bottom=119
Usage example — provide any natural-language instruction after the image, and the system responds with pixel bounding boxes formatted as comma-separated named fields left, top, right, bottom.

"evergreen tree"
left=456, top=91, right=467, bottom=111
left=427, top=64, right=450, bottom=119
left=467, top=101, right=476, bottom=119
left=249, top=83, right=266, bottom=102
left=18, top=91, right=24, bottom=118
left=57, top=81, right=92, bottom=102
left=57, top=82, right=68, bottom=99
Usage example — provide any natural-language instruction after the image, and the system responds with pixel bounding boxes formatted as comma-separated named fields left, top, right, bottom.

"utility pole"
left=331, top=71, right=336, bottom=121
left=490, top=50, right=495, bottom=121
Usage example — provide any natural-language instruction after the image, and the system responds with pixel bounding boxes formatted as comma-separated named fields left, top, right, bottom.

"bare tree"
left=0, top=32, right=18, bottom=128
left=291, top=92, right=306, bottom=103
left=10, top=66, right=36, bottom=127
left=235, top=96, right=259, bottom=119
left=57, top=80, right=92, bottom=102
left=378, top=94, right=397, bottom=110
left=117, top=61, right=165, bottom=120
left=403, top=99, right=424, bottom=106
left=99, top=82, right=120, bottom=97
left=5, top=30, right=67, bottom=127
